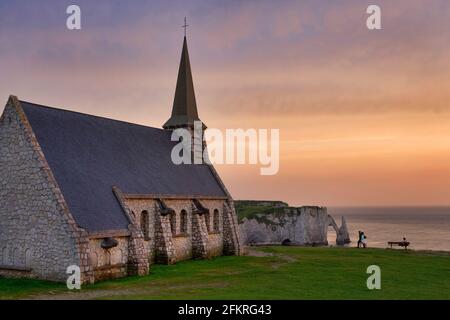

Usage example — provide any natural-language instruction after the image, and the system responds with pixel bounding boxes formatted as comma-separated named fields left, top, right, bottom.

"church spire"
left=163, top=35, right=204, bottom=130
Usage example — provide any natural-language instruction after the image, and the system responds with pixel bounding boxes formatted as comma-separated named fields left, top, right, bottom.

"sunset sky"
left=1, top=0, right=450, bottom=206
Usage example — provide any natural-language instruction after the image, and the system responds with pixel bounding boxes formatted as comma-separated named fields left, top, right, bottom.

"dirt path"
left=247, top=247, right=298, bottom=269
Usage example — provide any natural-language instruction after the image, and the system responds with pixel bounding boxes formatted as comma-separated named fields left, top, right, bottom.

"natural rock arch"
left=327, top=215, right=351, bottom=245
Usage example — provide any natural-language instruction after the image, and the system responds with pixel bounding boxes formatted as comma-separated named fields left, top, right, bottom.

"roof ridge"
left=19, top=100, right=165, bottom=132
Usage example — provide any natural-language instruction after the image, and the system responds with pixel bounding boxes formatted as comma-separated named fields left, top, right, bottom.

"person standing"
left=357, top=231, right=362, bottom=248
left=361, top=232, right=368, bottom=248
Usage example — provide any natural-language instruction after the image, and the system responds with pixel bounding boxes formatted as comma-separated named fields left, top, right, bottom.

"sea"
left=327, top=207, right=450, bottom=252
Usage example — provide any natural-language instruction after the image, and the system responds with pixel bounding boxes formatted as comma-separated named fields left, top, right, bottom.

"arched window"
left=170, top=211, right=177, bottom=235
left=180, top=210, right=188, bottom=234
left=213, top=209, right=220, bottom=232
left=140, top=211, right=150, bottom=240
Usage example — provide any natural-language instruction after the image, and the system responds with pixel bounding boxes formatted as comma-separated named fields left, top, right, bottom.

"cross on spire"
left=182, top=17, right=189, bottom=37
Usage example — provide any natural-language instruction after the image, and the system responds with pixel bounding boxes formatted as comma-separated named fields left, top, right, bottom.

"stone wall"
left=88, top=236, right=128, bottom=281
left=200, top=200, right=224, bottom=258
left=122, top=199, right=157, bottom=263
left=124, top=198, right=229, bottom=263
left=222, top=200, right=243, bottom=255
left=207, top=233, right=223, bottom=257
left=173, top=236, right=192, bottom=261
left=0, top=98, right=84, bottom=282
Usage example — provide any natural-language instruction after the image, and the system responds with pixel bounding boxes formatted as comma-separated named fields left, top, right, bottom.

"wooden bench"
left=388, top=241, right=410, bottom=250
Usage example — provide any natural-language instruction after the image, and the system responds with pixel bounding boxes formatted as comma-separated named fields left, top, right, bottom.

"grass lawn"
left=0, top=247, right=449, bottom=300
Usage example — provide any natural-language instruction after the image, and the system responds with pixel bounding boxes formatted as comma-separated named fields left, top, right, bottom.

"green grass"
left=0, top=247, right=449, bottom=300
left=0, top=278, right=66, bottom=299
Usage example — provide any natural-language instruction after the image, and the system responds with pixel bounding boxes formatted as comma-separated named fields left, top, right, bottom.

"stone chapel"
left=0, top=37, right=242, bottom=284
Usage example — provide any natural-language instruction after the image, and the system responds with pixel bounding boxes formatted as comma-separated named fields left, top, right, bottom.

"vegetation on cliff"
left=235, top=200, right=294, bottom=224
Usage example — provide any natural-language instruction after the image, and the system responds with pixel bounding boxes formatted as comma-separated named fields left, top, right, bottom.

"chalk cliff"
left=236, top=201, right=350, bottom=246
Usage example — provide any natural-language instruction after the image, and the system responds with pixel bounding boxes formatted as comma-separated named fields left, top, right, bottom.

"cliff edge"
left=235, top=200, right=350, bottom=246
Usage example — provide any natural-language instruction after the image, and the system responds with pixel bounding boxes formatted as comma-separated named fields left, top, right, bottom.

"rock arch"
left=327, top=215, right=351, bottom=245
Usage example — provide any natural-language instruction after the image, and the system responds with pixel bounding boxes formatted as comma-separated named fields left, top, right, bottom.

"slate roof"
left=21, top=101, right=227, bottom=232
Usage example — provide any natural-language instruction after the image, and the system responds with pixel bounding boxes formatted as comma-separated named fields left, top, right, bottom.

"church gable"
left=0, top=96, right=83, bottom=281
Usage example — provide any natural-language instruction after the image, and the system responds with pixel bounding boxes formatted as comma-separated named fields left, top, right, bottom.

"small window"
left=213, top=209, right=220, bottom=232
left=180, top=210, right=188, bottom=234
left=140, top=211, right=150, bottom=240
